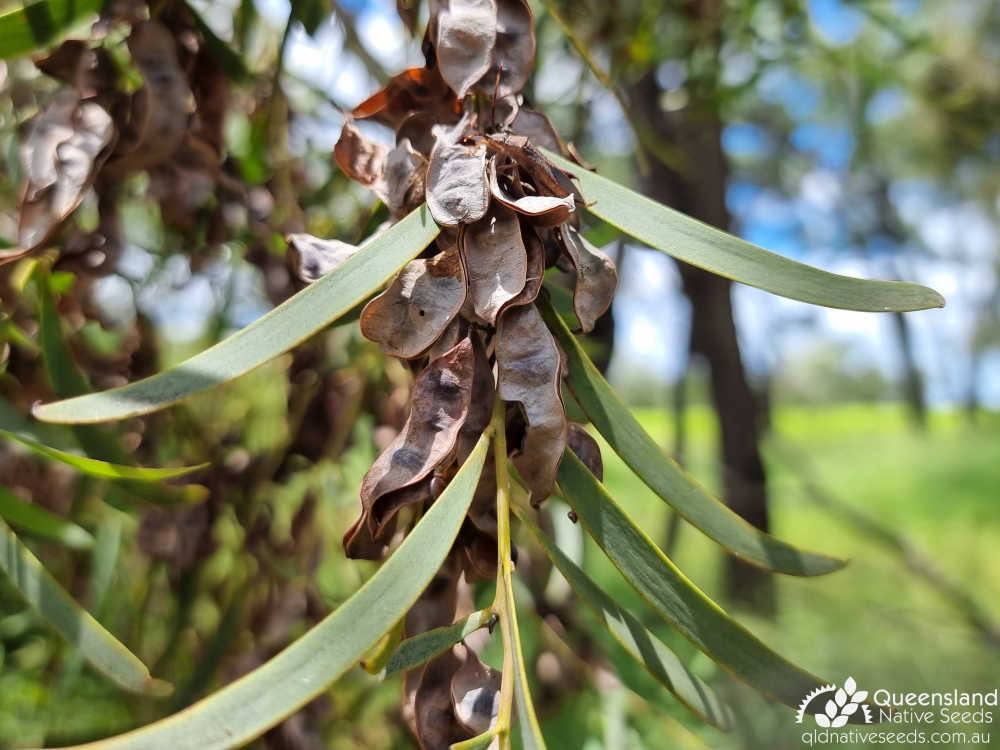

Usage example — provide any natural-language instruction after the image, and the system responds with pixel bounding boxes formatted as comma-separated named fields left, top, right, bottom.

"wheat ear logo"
left=796, top=677, right=873, bottom=727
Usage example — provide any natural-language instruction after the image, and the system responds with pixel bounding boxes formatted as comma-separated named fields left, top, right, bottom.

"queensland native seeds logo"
left=797, top=677, right=873, bottom=728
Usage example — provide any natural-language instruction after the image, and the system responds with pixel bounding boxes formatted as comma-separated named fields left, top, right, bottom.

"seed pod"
left=360, top=245, right=467, bottom=359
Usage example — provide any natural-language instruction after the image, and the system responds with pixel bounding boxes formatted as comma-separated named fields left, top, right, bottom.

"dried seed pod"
left=451, top=650, right=501, bottom=735
left=286, top=233, right=360, bottom=283
left=406, top=559, right=464, bottom=636
left=433, top=0, right=498, bottom=99
left=510, top=106, right=566, bottom=155
left=377, top=138, right=428, bottom=216
left=566, top=423, right=604, bottom=482
left=461, top=204, right=528, bottom=325
left=360, top=245, right=467, bottom=359
left=396, top=110, right=440, bottom=156
left=334, top=120, right=388, bottom=186
left=496, top=303, right=567, bottom=504
left=484, top=133, right=571, bottom=199
left=472, top=0, right=535, bottom=98
left=426, top=138, right=490, bottom=227
left=344, top=339, right=475, bottom=559
left=370, top=476, right=434, bottom=536
left=335, top=123, right=428, bottom=217
left=458, top=524, right=498, bottom=580
left=488, top=157, right=575, bottom=227
left=415, top=650, right=472, bottom=750
left=103, top=21, right=192, bottom=177
left=456, top=332, right=496, bottom=460
left=14, top=92, right=115, bottom=259
left=498, top=222, right=545, bottom=314
left=559, top=226, right=618, bottom=333
left=466, top=455, right=498, bottom=537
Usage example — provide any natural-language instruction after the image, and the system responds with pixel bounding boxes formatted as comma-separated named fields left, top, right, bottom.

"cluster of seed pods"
left=286, top=1, right=616, bottom=745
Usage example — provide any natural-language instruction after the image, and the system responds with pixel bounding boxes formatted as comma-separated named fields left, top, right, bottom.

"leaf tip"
left=144, top=677, right=175, bottom=698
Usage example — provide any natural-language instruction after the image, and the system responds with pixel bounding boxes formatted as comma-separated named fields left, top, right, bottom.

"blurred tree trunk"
left=630, top=71, right=775, bottom=613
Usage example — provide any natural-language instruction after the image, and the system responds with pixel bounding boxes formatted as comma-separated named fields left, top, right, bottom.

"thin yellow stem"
left=490, top=395, right=516, bottom=743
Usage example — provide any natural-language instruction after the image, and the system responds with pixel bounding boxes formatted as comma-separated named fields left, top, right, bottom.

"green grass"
left=581, top=403, right=1000, bottom=749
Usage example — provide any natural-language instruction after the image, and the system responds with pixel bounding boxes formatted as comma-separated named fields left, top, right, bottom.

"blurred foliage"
left=0, top=0, right=996, bottom=749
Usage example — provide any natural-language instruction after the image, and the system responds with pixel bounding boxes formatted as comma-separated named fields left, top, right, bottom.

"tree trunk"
left=631, top=72, right=775, bottom=613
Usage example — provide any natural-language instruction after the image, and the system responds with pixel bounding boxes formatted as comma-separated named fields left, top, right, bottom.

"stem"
left=491, top=395, right=516, bottom=745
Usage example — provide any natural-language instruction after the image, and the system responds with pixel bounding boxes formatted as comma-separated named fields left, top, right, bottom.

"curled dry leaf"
left=489, top=157, right=575, bottom=227
left=415, top=650, right=472, bottom=750
left=566, top=423, right=603, bottom=482
left=461, top=204, right=527, bottom=325
left=286, top=233, right=361, bottom=283
left=361, top=245, right=467, bottom=358
left=352, top=66, right=459, bottom=130
left=473, top=0, right=535, bottom=98
left=103, top=21, right=192, bottom=177
left=15, top=92, right=114, bottom=259
left=426, top=138, right=490, bottom=227
left=451, top=650, right=502, bottom=735
left=434, top=0, right=498, bottom=99
left=559, top=227, right=618, bottom=333
left=496, top=303, right=566, bottom=504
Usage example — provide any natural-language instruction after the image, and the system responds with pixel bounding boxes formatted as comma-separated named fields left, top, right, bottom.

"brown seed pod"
left=426, top=137, right=491, bottom=227
left=360, top=245, right=467, bottom=359
left=558, top=226, right=618, bottom=333
left=433, top=0, right=498, bottom=99
left=488, top=157, right=575, bottom=227
left=566, top=422, right=604, bottom=482
left=451, top=649, right=502, bottom=735
left=496, top=303, right=567, bottom=504
left=461, top=203, right=528, bottom=325
left=14, top=93, right=115, bottom=260
left=344, top=338, right=475, bottom=559
left=286, top=233, right=360, bottom=284
left=472, top=0, right=535, bottom=99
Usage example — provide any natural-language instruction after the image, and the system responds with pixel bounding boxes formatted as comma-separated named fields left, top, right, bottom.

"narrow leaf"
left=0, top=485, right=92, bottom=549
left=556, top=449, right=827, bottom=708
left=43, top=432, right=490, bottom=750
left=385, top=610, right=492, bottom=677
left=34, top=206, right=440, bottom=424
left=0, top=517, right=168, bottom=695
left=33, top=272, right=208, bottom=505
left=539, top=296, right=845, bottom=576
left=518, top=510, right=732, bottom=730
left=497, top=544, right=548, bottom=750
left=0, top=0, right=105, bottom=59
left=1, top=430, right=206, bottom=481
left=540, top=149, right=944, bottom=312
